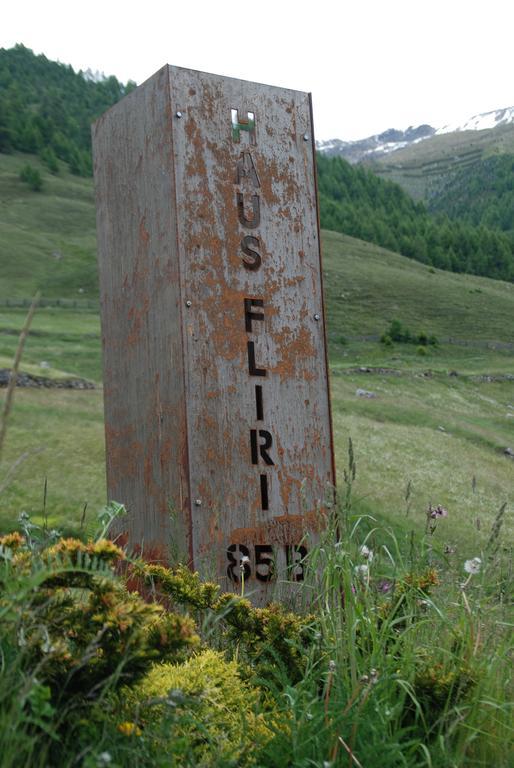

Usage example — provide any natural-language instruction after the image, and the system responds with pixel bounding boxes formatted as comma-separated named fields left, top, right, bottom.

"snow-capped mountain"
left=436, top=106, right=514, bottom=135
left=316, top=125, right=435, bottom=163
left=317, top=106, right=514, bottom=164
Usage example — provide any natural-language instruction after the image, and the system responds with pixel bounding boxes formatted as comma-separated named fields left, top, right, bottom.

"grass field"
left=0, top=211, right=512, bottom=553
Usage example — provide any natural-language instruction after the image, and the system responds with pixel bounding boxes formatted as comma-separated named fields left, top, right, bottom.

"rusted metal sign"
left=93, top=65, right=335, bottom=603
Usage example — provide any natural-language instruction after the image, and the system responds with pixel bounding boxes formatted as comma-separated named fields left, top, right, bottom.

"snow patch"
left=436, top=106, right=514, bottom=135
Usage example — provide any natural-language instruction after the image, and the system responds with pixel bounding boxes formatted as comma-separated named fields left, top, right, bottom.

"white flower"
left=359, top=545, right=374, bottom=562
left=97, top=753, right=112, bottom=767
left=354, top=564, right=369, bottom=578
left=240, top=555, right=250, bottom=564
left=463, top=557, right=481, bottom=575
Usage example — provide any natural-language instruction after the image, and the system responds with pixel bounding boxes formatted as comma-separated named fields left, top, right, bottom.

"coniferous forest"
left=316, top=154, right=514, bottom=282
left=1, top=43, right=514, bottom=282
left=0, top=44, right=135, bottom=176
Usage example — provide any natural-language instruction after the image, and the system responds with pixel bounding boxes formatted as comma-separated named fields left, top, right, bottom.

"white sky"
left=2, top=0, right=513, bottom=141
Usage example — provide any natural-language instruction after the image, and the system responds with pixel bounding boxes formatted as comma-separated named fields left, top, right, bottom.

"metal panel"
left=93, top=65, right=335, bottom=604
left=93, top=67, right=191, bottom=564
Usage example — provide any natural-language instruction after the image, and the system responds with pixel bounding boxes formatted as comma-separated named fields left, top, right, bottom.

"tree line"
left=2, top=44, right=513, bottom=283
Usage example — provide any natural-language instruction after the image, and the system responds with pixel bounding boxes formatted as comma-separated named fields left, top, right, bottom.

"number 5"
left=255, top=544, right=274, bottom=582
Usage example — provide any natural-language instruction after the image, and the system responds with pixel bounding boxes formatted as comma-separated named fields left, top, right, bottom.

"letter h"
left=231, top=108, right=256, bottom=145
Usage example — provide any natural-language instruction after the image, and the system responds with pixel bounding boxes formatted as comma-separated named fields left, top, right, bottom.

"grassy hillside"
left=322, top=229, right=514, bottom=344
left=0, top=153, right=98, bottom=298
left=368, top=123, right=514, bottom=201
left=1, top=210, right=512, bottom=550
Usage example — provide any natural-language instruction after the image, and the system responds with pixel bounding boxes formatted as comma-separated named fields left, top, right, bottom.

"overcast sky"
left=2, top=0, right=513, bottom=141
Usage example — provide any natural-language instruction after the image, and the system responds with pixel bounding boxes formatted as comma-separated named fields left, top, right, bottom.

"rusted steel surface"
left=93, top=66, right=335, bottom=604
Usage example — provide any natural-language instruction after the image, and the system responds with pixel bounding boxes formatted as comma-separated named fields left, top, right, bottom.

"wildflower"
left=328, top=659, right=336, bottom=672
left=359, top=544, right=374, bottom=562
left=377, top=579, right=393, bottom=594
left=0, top=532, right=25, bottom=550
left=117, top=721, right=142, bottom=737
left=96, top=753, right=112, bottom=767
left=464, top=557, right=481, bottom=575
left=370, top=668, right=379, bottom=685
left=429, top=504, right=448, bottom=519
left=354, top=564, right=368, bottom=578
left=240, top=555, right=250, bottom=564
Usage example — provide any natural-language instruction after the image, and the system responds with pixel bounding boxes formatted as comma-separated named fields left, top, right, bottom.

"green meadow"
left=0, top=157, right=512, bottom=555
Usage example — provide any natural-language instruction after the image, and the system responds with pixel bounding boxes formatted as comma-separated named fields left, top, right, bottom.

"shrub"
left=128, top=649, right=276, bottom=766
left=19, top=164, right=43, bottom=191
left=0, top=528, right=199, bottom=762
left=39, top=147, right=59, bottom=174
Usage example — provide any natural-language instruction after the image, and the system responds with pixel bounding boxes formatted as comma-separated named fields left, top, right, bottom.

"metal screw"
left=314, top=313, right=320, bottom=321
left=176, top=111, right=183, bottom=118
left=185, top=300, right=192, bottom=307
left=194, top=498, right=202, bottom=506
left=303, top=133, right=309, bottom=141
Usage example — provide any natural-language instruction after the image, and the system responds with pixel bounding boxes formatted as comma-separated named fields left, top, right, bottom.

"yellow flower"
left=0, top=532, right=26, bottom=550
left=117, top=721, right=142, bottom=737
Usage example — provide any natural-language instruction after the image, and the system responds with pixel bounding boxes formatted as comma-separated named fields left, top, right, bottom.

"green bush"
left=0, top=527, right=198, bottom=767
left=19, top=164, right=43, bottom=191
left=128, top=649, right=276, bottom=766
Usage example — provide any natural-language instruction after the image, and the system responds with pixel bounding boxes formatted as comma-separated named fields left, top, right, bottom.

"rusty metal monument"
left=93, top=65, right=335, bottom=603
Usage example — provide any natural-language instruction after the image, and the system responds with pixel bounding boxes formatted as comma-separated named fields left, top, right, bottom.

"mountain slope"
left=427, top=154, right=514, bottom=235
left=0, top=44, right=134, bottom=175
left=317, top=124, right=436, bottom=163
left=368, top=123, right=514, bottom=201
left=317, top=154, right=514, bottom=282
left=2, top=149, right=514, bottom=308
left=0, top=153, right=97, bottom=298
left=321, top=229, right=514, bottom=344
left=1, top=150, right=514, bottom=348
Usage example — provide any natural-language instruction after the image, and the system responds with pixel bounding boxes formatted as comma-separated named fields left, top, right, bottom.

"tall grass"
left=253, top=443, right=513, bottom=767
left=0, top=448, right=511, bottom=767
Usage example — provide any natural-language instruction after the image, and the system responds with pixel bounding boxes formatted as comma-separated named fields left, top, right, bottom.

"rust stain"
left=270, top=325, right=316, bottom=382
left=127, top=294, right=150, bottom=346
left=139, top=215, right=150, bottom=245
left=229, top=510, right=326, bottom=546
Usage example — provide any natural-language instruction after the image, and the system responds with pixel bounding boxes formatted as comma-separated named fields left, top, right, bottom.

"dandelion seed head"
left=464, top=557, right=481, bottom=575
